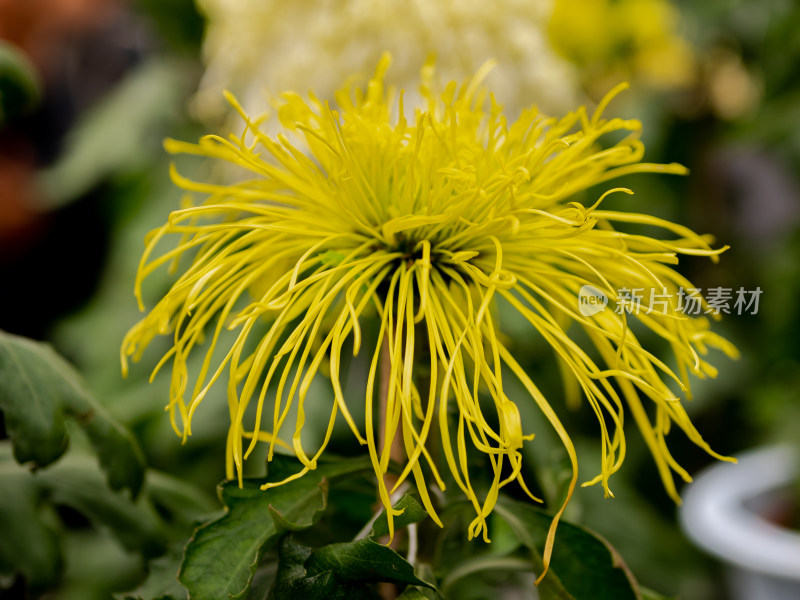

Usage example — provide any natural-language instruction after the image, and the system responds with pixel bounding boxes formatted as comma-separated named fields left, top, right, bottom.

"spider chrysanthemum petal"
left=122, top=55, right=737, bottom=579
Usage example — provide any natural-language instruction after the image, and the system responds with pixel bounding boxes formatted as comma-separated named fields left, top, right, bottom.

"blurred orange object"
left=0, top=0, right=121, bottom=74
left=0, top=0, right=124, bottom=255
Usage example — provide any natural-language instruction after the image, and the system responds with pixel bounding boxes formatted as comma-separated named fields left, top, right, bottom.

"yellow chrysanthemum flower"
left=122, top=56, right=736, bottom=577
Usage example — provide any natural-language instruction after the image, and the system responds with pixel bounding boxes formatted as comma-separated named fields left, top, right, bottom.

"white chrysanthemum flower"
left=193, top=0, right=580, bottom=119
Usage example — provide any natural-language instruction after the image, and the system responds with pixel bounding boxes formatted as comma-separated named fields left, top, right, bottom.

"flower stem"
left=379, top=334, right=405, bottom=492
left=378, top=334, right=404, bottom=600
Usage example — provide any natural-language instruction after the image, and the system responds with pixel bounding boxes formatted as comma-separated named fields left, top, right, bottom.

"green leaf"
left=114, top=473, right=216, bottom=600
left=233, top=556, right=278, bottom=600
left=56, top=528, right=144, bottom=600
left=441, top=555, right=536, bottom=595
left=0, top=468, right=61, bottom=589
left=370, top=494, right=428, bottom=540
left=116, top=545, right=187, bottom=600
left=143, top=470, right=219, bottom=536
left=306, top=538, right=433, bottom=589
left=639, top=588, right=674, bottom=600
left=0, top=333, right=70, bottom=466
left=179, top=480, right=322, bottom=600
left=178, top=455, right=371, bottom=600
left=270, top=534, right=433, bottom=600
left=32, top=454, right=168, bottom=557
left=0, top=331, right=145, bottom=496
left=397, top=588, right=443, bottom=600
left=0, top=40, right=41, bottom=123
left=397, top=564, right=442, bottom=599
left=494, top=498, right=641, bottom=600
left=0, top=443, right=169, bottom=591
left=267, top=493, right=431, bottom=600
left=267, top=538, right=349, bottom=600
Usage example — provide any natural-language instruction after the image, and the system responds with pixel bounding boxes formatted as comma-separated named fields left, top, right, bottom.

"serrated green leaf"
left=400, top=563, right=442, bottom=599
left=80, top=407, right=147, bottom=497
left=306, top=538, right=433, bottom=589
left=494, top=498, right=640, bottom=600
left=0, top=331, right=145, bottom=496
left=179, top=480, right=321, bottom=600
left=267, top=537, right=348, bottom=600
left=178, top=455, right=371, bottom=600
left=268, top=480, right=329, bottom=532
left=232, top=555, right=278, bottom=600
left=370, top=494, right=428, bottom=540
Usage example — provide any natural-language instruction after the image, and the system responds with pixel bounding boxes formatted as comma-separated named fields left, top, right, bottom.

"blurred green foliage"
left=0, top=41, right=41, bottom=124
left=1, top=0, right=800, bottom=598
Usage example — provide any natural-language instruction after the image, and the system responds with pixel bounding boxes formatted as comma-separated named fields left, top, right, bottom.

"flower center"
left=391, top=233, right=429, bottom=266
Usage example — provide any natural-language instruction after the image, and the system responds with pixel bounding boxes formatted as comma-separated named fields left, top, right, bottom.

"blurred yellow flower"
left=549, top=0, right=695, bottom=93
left=123, top=56, right=735, bottom=578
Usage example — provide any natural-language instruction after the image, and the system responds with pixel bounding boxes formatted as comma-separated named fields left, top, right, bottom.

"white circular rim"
left=680, top=445, right=800, bottom=579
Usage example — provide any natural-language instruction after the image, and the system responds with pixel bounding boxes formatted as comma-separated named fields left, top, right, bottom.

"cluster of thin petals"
left=122, top=56, right=737, bottom=575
